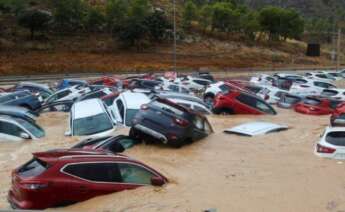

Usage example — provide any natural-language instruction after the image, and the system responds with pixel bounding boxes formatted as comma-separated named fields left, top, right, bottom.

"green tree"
left=128, top=0, right=151, bottom=21
left=259, top=6, right=304, bottom=41
left=52, top=0, right=87, bottom=32
left=240, top=11, right=260, bottom=40
left=84, top=6, right=105, bottom=32
left=145, top=10, right=171, bottom=41
left=211, top=2, right=240, bottom=33
left=0, top=0, right=27, bottom=14
left=182, top=0, right=197, bottom=29
left=17, top=9, right=52, bottom=39
left=198, top=5, right=213, bottom=32
left=105, top=0, right=128, bottom=31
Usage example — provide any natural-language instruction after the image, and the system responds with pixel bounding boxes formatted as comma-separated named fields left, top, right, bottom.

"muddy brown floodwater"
left=1, top=97, right=345, bottom=211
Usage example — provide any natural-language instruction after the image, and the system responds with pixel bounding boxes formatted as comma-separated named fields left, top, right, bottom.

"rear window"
left=18, top=158, right=48, bottom=177
left=283, top=95, right=301, bottom=104
left=326, top=131, right=345, bottom=146
left=219, top=84, right=230, bottom=94
left=303, top=98, right=321, bottom=105
left=151, top=101, right=184, bottom=116
left=321, top=90, right=338, bottom=96
left=236, top=93, right=276, bottom=115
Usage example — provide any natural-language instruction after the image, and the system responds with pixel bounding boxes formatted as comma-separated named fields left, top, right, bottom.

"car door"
left=62, top=162, right=125, bottom=202
left=117, top=162, right=157, bottom=188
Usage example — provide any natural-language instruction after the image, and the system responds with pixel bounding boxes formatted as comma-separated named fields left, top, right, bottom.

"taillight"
left=22, top=183, right=48, bottom=190
left=141, top=104, right=148, bottom=110
left=173, top=118, right=189, bottom=127
left=316, top=144, right=335, bottom=154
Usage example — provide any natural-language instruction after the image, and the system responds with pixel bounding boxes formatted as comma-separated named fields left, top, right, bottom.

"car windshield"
left=125, top=109, right=139, bottom=126
left=14, top=118, right=45, bottom=138
left=73, top=113, right=113, bottom=136
left=321, top=90, right=338, bottom=96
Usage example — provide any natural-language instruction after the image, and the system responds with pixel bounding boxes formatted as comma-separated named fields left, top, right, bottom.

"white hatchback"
left=315, top=127, right=345, bottom=160
left=66, top=98, right=116, bottom=138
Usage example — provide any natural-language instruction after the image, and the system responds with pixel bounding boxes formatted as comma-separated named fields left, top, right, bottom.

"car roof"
left=73, top=98, right=105, bottom=118
left=121, top=91, right=150, bottom=109
left=224, top=122, right=288, bottom=136
left=324, top=126, right=345, bottom=133
left=19, top=82, right=51, bottom=90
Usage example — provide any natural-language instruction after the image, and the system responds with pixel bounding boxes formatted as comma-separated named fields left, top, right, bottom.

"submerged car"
left=72, top=135, right=138, bottom=153
left=8, top=149, right=167, bottom=209
left=0, top=115, right=45, bottom=141
left=0, top=105, right=38, bottom=123
left=330, top=102, right=345, bottom=126
left=212, top=90, right=276, bottom=115
left=11, top=82, right=53, bottom=100
left=55, top=79, right=88, bottom=90
left=65, top=98, right=117, bottom=137
left=224, top=122, right=288, bottom=136
left=0, top=91, right=42, bottom=111
left=276, top=94, right=303, bottom=109
left=130, top=98, right=213, bottom=148
left=315, top=127, right=345, bottom=160
left=294, top=96, right=341, bottom=115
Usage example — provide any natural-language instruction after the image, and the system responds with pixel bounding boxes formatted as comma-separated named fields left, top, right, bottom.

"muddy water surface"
left=1, top=93, right=345, bottom=211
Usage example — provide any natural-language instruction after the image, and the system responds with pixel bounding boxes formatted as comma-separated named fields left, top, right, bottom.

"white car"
left=273, top=73, right=303, bottom=80
left=110, top=91, right=151, bottom=127
left=315, top=127, right=345, bottom=160
left=167, top=98, right=212, bottom=114
left=163, top=82, right=191, bottom=94
left=203, top=81, right=230, bottom=106
left=65, top=98, right=116, bottom=137
left=0, top=115, right=45, bottom=141
left=175, top=76, right=212, bottom=91
left=257, top=85, right=288, bottom=104
left=289, top=79, right=336, bottom=96
left=250, top=74, right=275, bottom=86
left=321, top=89, right=345, bottom=100
left=305, top=72, right=336, bottom=82
left=44, top=85, right=91, bottom=104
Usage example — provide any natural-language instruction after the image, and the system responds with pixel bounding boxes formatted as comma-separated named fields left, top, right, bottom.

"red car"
left=8, top=149, right=167, bottom=210
left=89, top=76, right=122, bottom=88
left=294, top=96, right=342, bottom=115
left=330, top=102, right=345, bottom=126
left=212, top=90, right=276, bottom=115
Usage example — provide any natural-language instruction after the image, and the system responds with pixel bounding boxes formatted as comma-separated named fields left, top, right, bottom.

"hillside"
left=0, top=0, right=342, bottom=75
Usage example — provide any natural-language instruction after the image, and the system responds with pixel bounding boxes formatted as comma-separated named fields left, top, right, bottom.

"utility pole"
left=173, top=0, right=177, bottom=72
left=337, top=27, right=341, bottom=71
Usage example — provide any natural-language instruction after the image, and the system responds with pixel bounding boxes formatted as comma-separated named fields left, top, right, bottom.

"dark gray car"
left=0, top=91, right=42, bottom=111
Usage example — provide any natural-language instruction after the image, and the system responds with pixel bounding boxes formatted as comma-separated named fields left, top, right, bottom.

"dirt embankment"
left=0, top=34, right=334, bottom=76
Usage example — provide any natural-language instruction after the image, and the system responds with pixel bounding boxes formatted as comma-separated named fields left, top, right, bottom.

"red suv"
left=8, top=149, right=167, bottom=210
left=89, top=76, right=122, bottom=88
left=212, top=90, right=276, bottom=115
left=294, top=96, right=342, bottom=115
left=330, top=102, right=345, bottom=126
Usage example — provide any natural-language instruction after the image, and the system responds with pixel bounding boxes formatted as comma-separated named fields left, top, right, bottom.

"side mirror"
left=151, top=176, right=165, bottom=186
left=64, top=131, right=72, bottom=136
left=20, top=132, right=31, bottom=139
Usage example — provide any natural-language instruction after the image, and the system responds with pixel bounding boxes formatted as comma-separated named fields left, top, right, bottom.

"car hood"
left=224, top=121, right=288, bottom=136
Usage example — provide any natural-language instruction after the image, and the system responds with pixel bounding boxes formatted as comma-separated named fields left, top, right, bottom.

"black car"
left=130, top=97, right=213, bottom=148
left=12, top=82, right=53, bottom=100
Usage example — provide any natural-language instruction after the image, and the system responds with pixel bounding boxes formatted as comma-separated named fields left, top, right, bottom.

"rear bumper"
left=133, top=124, right=168, bottom=144
left=8, top=189, right=35, bottom=209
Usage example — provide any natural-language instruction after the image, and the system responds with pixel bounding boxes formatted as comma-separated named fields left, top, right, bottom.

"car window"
left=116, top=99, right=125, bottom=121
left=18, top=158, right=48, bottom=177
left=0, top=120, right=26, bottom=137
left=64, top=163, right=122, bottom=182
left=118, top=163, right=155, bottom=185
left=125, top=109, right=138, bottom=126
left=103, top=95, right=117, bottom=106
left=321, top=90, right=338, bottom=96
left=303, top=98, right=321, bottom=105
left=295, top=79, right=307, bottom=84
left=283, top=95, right=301, bottom=104
left=313, top=81, right=334, bottom=88
left=181, top=87, right=189, bottom=93
left=56, top=90, right=72, bottom=99
left=219, top=84, right=230, bottom=94
left=193, top=80, right=209, bottom=86
left=236, top=93, right=276, bottom=114
left=151, top=101, right=184, bottom=116
left=73, top=113, right=113, bottom=136
left=168, top=85, right=179, bottom=92
left=14, top=118, right=45, bottom=138
left=194, top=105, right=209, bottom=114
left=316, top=74, right=327, bottom=79
left=326, top=131, right=345, bottom=146
left=178, top=103, right=191, bottom=108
